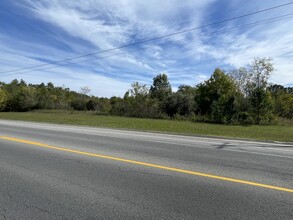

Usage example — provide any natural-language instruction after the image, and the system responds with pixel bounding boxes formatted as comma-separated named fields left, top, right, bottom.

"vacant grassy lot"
left=0, top=111, right=292, bottom=142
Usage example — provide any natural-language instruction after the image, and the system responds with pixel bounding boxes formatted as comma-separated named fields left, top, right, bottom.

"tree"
left=124, top=82, right=149, bottom=117
left=251, top=58, right=274, bottom=89
left=163, top=92, right=196, bottom=117
left=86, top=99, right=97, bottom=111
left=229, top=58, right=275, bottom=124
left=3, top=79, right=37, bottom=111
left=128, top=82, right=149, bottom=98
left=230, top=58, right=274, bottom=96
left=109, top=82, right=162, bottom=118
left=150, top=73, right=172, bottom=101
left=250, top=88, right=273, bottom=124
left=123, top=82, right=161, bottom=118
left=80, top=86, right=91, bottom=95
left=109, top=96, right=125, bottom=116
left=71, top=86, right=92, bottom=111
left=249, top=58, right=274, bottom=124
left=177, top=85, right=197, bottom=96
left=229, top=67, right=251, bottom=96
left=70, top=95, right=88, bottom=110
left=277, top=94, right=293, bottom=119
left=0, top=87, right=7, bottom=111
left=268, top=84, right=293, bottom=119
left=195, top=68, right=238, bottom=123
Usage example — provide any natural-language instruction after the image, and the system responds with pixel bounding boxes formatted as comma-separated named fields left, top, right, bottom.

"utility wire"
left=1, top=1, right=293, bottom=75
left=2, top=12, right=293, bottom=77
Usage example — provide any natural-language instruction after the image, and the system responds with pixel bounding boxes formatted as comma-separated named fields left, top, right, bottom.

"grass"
left=0, top=110, right=292, bottom=142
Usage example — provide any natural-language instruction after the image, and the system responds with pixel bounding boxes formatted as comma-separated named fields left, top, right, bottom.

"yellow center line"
left=1, top=136, right=292, bottom=193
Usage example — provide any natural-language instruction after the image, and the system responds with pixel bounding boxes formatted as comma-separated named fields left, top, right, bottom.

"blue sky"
left=0, top=0, right=293, bottom=97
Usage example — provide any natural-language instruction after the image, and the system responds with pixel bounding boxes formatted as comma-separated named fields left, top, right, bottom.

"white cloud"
left=25, top=0, right=213, bottom=48
left=16, top=0, right=216, bottom=93
left=0, top=60, right=130, bottom=97
left=180, top=15, right=293, bottom=85
left=1, top=0, right=293, bottom=98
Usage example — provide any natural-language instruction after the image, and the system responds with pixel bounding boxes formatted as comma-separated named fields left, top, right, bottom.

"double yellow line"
left=0, top=136, right=292, bottom=193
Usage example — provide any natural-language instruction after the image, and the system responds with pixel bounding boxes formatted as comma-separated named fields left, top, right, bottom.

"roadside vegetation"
left=0, top=58, right=292, bottom=141
left=0, top=111, right=292, bottom=142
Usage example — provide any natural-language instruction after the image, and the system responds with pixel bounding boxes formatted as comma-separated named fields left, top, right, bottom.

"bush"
left=232, top=112, right=253, bottom=125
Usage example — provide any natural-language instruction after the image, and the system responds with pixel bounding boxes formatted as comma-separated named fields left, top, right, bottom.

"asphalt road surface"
left=0, top=119, right=292, bottom=219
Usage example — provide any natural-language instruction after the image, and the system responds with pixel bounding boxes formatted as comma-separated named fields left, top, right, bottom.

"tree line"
left=0, top=58, right=292, bottom=124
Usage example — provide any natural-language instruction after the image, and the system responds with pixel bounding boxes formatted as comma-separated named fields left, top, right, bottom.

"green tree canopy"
left=177, top=85, right=197, bottom=95
left=230, top=58, right=274, bottom=96
left=150, top=73, right=172, bottom=101
left=0, top=87, right=7, bottom=111
left=195, top=68, right=238, bottom=123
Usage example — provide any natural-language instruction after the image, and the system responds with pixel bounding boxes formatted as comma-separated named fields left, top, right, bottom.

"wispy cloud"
left=0, top=0, right=293, bottom=96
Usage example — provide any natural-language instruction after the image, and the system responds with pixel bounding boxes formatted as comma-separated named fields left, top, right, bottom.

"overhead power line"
left=2, top=12, right=293, bottom=77
left=1, top=1, right=293, bottom=75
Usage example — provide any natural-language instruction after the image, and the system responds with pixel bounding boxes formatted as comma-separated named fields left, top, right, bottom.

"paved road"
left=0, top=119, right=292, bottom=219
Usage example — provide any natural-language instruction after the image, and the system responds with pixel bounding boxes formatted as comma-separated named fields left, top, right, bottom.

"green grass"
left=0, top=111, right=292, bottom=142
